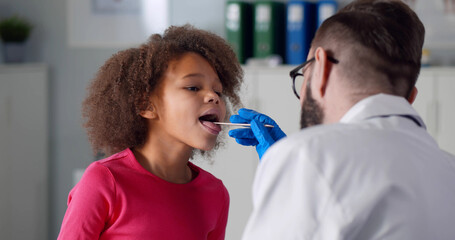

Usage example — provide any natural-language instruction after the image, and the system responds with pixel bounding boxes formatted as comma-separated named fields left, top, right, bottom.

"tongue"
left=200, top=120, right=222, bottom=133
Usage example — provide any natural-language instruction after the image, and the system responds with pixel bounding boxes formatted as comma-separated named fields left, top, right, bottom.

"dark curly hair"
left=82, top=24, right=243, bottom=156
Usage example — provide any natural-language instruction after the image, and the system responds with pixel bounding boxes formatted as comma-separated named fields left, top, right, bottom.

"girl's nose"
left=206, top=91, right=220, bottom=104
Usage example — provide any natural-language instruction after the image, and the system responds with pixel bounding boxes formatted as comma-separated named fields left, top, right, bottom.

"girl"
left=57, top=25, right=243, bottom=239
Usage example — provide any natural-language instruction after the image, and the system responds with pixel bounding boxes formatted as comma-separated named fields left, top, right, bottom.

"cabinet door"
left=436, top=73, right=455, bottom=155
left=413, top=70, right=437, bottom=138
left=0, top=72, right=12, bottom=237
left=0, top=65, right=48, bottom=240
left=255, top=66, right=301, bottom=134
left=413, top=68, right=455, bottom=155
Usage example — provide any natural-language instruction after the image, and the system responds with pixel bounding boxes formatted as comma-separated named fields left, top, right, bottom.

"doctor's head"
left=296, top=0, right=425, bottom=129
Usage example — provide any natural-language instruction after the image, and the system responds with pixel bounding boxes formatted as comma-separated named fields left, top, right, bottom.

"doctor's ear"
left=313, top=47, right=331, bottom=98
left=140, top=105, right=158, bottom=119
left=407, top=87, right=418, bottom=104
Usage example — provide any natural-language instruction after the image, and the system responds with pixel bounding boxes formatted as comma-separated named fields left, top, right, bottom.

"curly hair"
left=82, top=24, right=243, bottom=156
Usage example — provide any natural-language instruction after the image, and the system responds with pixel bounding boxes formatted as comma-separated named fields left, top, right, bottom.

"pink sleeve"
left=57, top=162, right=116, bottom=239
left=208, top=186, right=230, bottom=240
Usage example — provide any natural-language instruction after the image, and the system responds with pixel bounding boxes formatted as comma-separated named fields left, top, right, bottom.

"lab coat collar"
left=339, top=93, right=426, bottom=128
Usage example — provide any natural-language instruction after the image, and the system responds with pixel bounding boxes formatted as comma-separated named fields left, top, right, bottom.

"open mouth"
left=199, top=114, right=219, bottom=123
left=199, top=113, right=222, bottom=134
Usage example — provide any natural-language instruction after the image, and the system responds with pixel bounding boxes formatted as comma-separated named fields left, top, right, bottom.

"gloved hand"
left=228, top=108, right=286, bottom=160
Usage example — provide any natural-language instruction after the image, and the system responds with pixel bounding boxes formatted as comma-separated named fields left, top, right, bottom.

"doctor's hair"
left=311, top=0, right=424, bottom=99
left=82, top=24, right=243, bottom=156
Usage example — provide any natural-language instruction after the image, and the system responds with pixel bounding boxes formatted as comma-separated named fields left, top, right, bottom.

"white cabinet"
left=437, top=74, right=455, bottom=154
left=245, top=66, right=302, bottom=134
left=0, top=64, right=49, bottom=240
left=414, top=68, right=455, bottom=155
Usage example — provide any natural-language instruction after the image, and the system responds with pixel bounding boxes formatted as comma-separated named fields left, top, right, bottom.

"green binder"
left=253, top=1, right=286, bottom=59
left=225, top=1, right=253, bottom=64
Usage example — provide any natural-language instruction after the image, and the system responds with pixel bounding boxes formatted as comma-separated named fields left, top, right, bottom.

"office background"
left=1, top=0, right=454, bottom=239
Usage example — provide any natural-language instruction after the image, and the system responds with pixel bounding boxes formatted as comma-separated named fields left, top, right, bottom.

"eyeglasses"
left=290, top=56, right=339, bottom=99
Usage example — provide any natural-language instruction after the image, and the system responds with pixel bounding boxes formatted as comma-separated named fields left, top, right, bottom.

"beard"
left=300, top=85, right=324, bottom=129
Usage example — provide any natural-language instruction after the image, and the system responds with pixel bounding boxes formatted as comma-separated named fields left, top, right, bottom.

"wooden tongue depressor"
left=213, top=122, right=274, bottom=128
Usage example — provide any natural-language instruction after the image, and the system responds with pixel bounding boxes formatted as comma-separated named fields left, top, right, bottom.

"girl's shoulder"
left=188, top=162, right=229, bottom=195
left=77, top=149, right=132, bottom=187
left=91, top=148, right=137, bottom=172
left=188, top=162, right=220, bottom=183
left=96, top=148, right=131, bottom=165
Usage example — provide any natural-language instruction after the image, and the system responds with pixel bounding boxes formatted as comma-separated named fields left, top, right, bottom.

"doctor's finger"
left=251, top=120, right=274, bottom=145
left=238, top=108, right=276, bottom=126
left=230, top=115, right=249, bottom=124
left=238, top=108, right=262, bottom=120
left=235, top=138, right=259, bottom=146
left=253, top=114, right=277, bottom=126
left=229, top=128, right=255, bottom=139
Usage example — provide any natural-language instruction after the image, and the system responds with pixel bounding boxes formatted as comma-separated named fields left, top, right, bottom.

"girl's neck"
left=132, top=139, right=194, bottom=184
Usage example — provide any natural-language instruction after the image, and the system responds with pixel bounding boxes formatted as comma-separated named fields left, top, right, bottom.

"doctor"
left=229, top=0, right=455, bottom=239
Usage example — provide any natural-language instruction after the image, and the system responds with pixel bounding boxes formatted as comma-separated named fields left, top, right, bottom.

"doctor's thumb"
left=251, top=120, right=274, bottom=160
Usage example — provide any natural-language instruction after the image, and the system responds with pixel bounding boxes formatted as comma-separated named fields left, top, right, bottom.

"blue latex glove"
left=228, top=108, right=286, bottom=160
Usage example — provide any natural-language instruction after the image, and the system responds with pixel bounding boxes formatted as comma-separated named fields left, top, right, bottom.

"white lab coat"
left=242, top=94, right=455, bottom=240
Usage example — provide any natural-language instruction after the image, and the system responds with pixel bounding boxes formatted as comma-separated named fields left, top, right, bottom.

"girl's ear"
left=140, top=104, right=158, bottom=119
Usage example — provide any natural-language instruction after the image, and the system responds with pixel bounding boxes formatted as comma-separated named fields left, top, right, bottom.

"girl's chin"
left=199, top=144, right=215, bottom=152
left=195, top=141, right=217, bottom=152
left=190, top=134, right=221, bottom=152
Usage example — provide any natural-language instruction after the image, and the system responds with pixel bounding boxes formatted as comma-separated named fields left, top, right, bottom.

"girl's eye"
left=186, top=86, right=199, bottom=92
left=215, top=91, right=223, bottom=97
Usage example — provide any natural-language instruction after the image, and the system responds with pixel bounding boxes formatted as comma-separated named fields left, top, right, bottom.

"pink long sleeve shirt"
left=58, top=148, right=230, bottom=240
